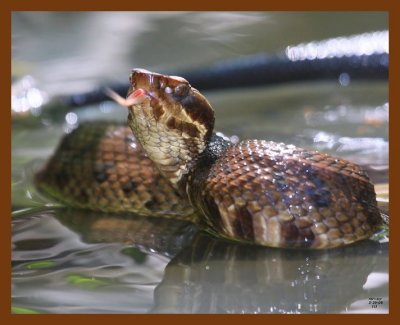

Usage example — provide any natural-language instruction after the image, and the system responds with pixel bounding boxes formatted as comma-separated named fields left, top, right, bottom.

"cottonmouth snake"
left=35, top=69, right=383, bottom=249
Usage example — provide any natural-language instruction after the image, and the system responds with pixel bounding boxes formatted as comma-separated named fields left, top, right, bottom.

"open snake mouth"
left=105, top=85, right=153, bottom=108
left=109, top=69, right=189, bottom=110
left=127, top=88, right=150, bottom=105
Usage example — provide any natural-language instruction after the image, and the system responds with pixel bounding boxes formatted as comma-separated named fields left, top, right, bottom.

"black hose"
left=64, top=32, right=388, bottom=108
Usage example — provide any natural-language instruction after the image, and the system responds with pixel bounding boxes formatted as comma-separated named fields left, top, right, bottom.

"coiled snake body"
left=36, top=69, right=382, bottom=249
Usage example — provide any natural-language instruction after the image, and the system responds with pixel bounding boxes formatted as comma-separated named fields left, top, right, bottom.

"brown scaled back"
left=35, top=122, right=196, bottom=221
left=189, top=140, right=382, bottom=249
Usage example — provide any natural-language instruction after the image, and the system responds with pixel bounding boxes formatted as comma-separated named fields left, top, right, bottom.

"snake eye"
left=174, top=83, right=190, bottom=98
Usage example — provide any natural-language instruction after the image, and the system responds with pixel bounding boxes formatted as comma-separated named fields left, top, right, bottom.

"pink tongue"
left=105, top=87, right=148, bottom=108
left=127, top=89, right=147, bottom=105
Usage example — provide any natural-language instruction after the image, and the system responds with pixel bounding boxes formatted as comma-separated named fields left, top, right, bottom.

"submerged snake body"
left=36, top=69, right=382, bottom=249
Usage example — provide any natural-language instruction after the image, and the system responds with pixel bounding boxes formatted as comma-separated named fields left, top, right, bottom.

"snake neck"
left=181, top=134, right=232, bottom=222
left=128, top=110, right=211, bottom=189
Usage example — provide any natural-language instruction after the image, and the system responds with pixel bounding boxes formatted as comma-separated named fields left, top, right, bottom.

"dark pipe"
left=178, top=53, right=388, bottom=90
left=64, top=37, right=388, bottom=108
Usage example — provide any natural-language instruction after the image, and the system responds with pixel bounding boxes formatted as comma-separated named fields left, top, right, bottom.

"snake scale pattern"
left=35, top=69, right=383, bottom=249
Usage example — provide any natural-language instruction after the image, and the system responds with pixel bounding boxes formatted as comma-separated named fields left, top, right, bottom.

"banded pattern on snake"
left=35, top=69, right=383, bottom=249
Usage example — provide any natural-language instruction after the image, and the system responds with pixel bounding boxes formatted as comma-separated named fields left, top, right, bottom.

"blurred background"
left=12, top=12, right=387, bottom=95
left=11, top=12, right=388, bottom=314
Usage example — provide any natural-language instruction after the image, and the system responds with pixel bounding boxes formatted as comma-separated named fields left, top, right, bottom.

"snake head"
left=124, top=69, right=215, bottom=186
left=127, top=69, right=214, bottom=135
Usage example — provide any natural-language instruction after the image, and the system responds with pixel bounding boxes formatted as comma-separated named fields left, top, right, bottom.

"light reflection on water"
left=12, top=12, right=388, bottom=314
